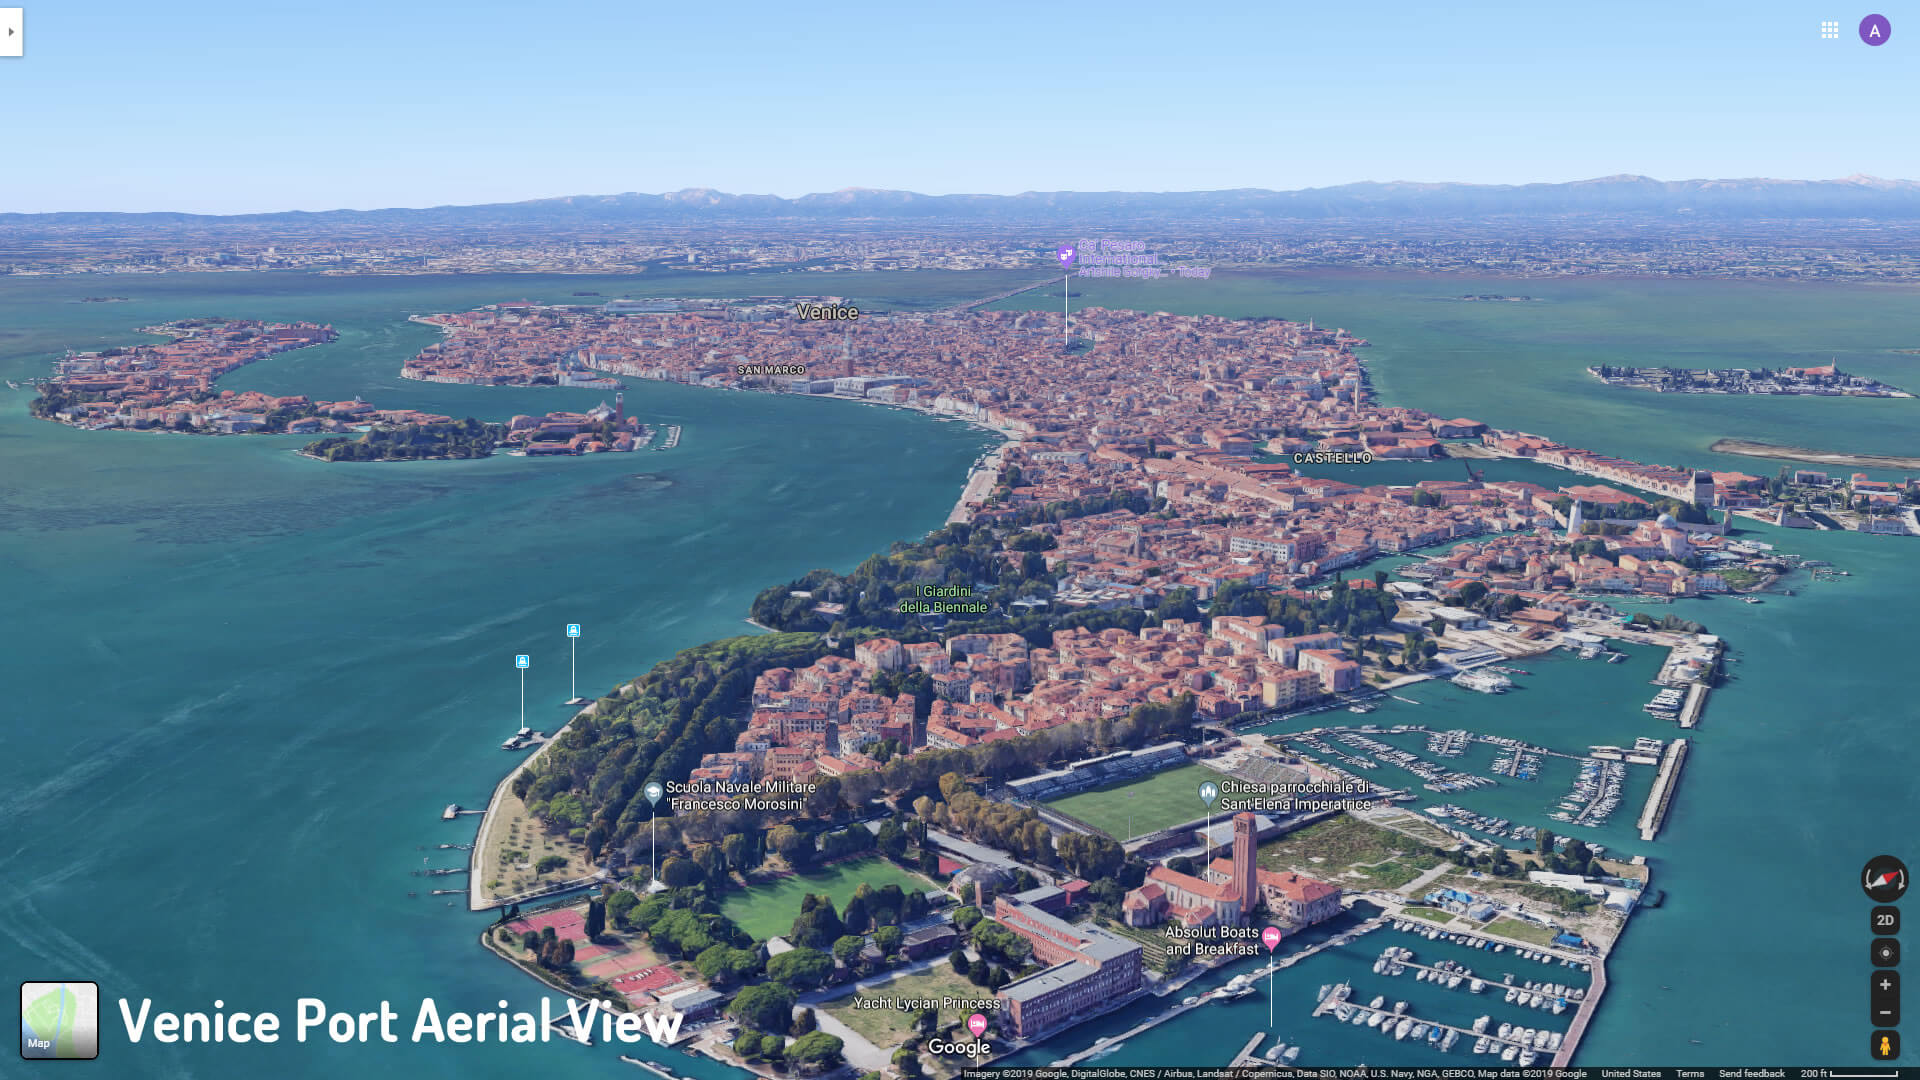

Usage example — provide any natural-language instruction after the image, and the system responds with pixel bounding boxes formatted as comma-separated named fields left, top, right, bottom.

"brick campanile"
left=1233, top=811, right=1258, bottom=918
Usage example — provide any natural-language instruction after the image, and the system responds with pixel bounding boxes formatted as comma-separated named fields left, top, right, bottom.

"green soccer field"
left=721, top=856, right=936, bottom=942
left=1042, top=762, right=1221, bottom=840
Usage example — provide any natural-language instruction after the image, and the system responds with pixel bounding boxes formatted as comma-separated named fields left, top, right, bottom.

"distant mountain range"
left=13, top=175, right=1920, bottom=225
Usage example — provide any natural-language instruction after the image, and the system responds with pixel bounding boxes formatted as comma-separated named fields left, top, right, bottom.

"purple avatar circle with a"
left=1860, top=13, right=1891, bottom=45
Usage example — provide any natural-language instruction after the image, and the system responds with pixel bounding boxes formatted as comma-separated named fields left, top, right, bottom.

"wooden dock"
left=1552, top=955, right=1606, bottom=1066
left=1637, top=738, right=1689, bottom=841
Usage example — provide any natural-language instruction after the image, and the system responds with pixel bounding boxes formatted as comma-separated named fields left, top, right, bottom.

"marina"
left=1050, top=906, right=1393, bottom=1067
left=1370, top=945, right=1586, bottom=1015
left=1310, top=982, right=1562, bottom=1064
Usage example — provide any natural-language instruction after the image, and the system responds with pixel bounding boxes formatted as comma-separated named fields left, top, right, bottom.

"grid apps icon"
left=1821, top=20, right=1841, bottom=39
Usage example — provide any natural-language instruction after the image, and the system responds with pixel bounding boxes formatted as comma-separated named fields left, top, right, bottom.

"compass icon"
left=1864, top=855, right=1908, bottom=902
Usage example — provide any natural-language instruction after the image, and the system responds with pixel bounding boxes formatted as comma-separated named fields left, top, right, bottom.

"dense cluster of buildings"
left=1588, top=362, right=1909, bottom=398
left=38, top=320, right=357, bottom=431
left=504, top=395, right=648, bottom=455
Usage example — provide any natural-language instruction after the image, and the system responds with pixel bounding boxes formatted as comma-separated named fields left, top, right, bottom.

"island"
left=1588, top=362, right=1908, bottom=397
left=1709, top=437, right=1920, bottom=471
left=33, top=317, right=664, bottom=461
left=303, top=419, right=509, bottom=461
left=446, top=300, right=1805, bottom=1076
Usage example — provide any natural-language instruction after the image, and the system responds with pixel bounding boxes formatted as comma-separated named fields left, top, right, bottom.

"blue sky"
left=3, top=0, right=1912, bottom=213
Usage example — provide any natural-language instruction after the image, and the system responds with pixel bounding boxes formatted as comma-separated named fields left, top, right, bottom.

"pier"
left=1551, top=957, right=1607, bottom=1066
left=1637, top=738, right=1689, bottom=841
left=620, top=1055, right=683, bottom=1079
left=442, top=804, right=484, bottom=820
left=1676, top=684, right=1709, bottom=729
left=1311, top=992, right=1553, bottom=1058
left=1227, top=1033, right=1268, bottom=1067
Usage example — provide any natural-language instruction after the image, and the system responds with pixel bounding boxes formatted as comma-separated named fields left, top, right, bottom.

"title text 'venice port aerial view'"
left=6, top=4, right=1919, bottom=1077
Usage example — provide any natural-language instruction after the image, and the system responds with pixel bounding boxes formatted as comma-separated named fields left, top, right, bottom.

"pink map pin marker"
left=967, top=1013, right=989, bottom=1038
left=1262, top=926, right=1284, bottom=952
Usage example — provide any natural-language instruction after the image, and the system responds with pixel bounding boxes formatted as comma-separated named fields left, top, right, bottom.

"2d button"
left=1875, top=906, right=1903, bottom=935
left=1874, top=938, right=1902, bottom=967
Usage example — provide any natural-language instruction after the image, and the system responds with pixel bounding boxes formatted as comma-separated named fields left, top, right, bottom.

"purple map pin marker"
left=1861, top=13, right=1891, bottom=44
left=967, top=1013, right=989, bottom=1037
left=1057, top=244, right=1076, bottom=269
left=1262, top=926, right=1284, bottom=952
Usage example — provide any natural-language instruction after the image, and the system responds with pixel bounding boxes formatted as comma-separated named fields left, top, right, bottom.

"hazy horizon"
left=12, top=174, right=1920, bottom=220
left=4, top=0, right=1908, bottom=214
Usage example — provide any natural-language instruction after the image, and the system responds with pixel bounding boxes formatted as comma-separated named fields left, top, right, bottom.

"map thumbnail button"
left=19, top=982, right=100, bottom=1059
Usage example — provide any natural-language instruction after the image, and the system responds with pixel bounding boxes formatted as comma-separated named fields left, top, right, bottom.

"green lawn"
left=1483, top=917, right=1559, bottom=946
left=1258, top=814, right=1439, bottom=871
left=1042, top=763, right=1220, bottom=840
left=820, top=963, right=994, bottom=1048
left=1401, top=906, right=1455, bottom=924
left=721, top=856, right=935, bottom=942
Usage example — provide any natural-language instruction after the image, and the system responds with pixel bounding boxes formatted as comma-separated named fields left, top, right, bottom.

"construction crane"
left=1462, top=459, right=1485, bottom=483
